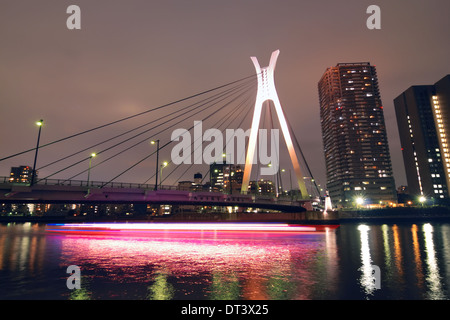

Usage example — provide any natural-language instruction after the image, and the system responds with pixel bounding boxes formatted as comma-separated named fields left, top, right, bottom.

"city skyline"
left=1, top=1, right=450, bottom=191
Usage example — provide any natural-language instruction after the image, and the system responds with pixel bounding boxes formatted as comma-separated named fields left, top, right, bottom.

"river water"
left=0, top=221, right=449, bottom=300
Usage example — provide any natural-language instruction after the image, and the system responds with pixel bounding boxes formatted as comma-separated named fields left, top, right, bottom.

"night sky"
left=1, top=0, right=450, bottom=191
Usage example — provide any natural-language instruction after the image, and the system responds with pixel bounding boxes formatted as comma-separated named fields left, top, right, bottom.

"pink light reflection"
left=46, top=222, right=337, bottom=238
left=53, top=226, right=336, bottom=299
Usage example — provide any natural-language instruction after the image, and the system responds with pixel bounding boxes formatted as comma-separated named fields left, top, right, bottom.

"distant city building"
left=394, top=75, right=450, bottom=201
left=192, top=172, right=203, bottom=191
left=194, top=172, right=202, bottom=184
left=210, top=162, right=226, bottom=191
left=318, top=62, right=397, bottom=207
left=396, top=185, right=412, bottom=205
left=249, top=179, right=275, bottom=195
left=178, top=181, right=194, bottom=191
left=230, top=165, right=243, bottom=194
left=209, top=162, right=243, bottom=194
left=9, top=166, right=36, bottom=184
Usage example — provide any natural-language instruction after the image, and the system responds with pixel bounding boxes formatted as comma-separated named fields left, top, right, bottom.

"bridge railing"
left=0, top=176, right=222, bottom=192
left=0, top=176, right=314, bottom=202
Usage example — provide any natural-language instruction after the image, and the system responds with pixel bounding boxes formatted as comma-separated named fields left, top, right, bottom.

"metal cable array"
left=1, top=75, right=257, bottom=186
left=1, top=72, right=320, bottom=197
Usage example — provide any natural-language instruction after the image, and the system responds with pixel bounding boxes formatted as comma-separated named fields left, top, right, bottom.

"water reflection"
left=358, top=224, right=378, bottom=297
left=354, top=222, right=449, bottom=300
left=411, top=224, right=425, bottom=290
left=55, top=231, right=333, bottom=300
left=1, top=222, right=449, bottom=299
left=423, top=223, right=444, bottom=299
left=69, top=276, right=92, bottom=300
left=210, top=271, right=240, bottom=300
left=147, top=270, right=175, bottom=300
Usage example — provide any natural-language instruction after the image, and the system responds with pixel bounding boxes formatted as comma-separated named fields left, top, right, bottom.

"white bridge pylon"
left=241, top=50, right=309, bottom=198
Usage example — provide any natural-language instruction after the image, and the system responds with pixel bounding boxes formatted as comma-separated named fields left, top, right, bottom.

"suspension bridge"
left=0, top=50, right=331, bottom=216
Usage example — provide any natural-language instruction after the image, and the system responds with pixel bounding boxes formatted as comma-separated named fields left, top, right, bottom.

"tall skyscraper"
left=394, top=75, right=450, bottom=201
left=318, top=62, right=397, bottom=207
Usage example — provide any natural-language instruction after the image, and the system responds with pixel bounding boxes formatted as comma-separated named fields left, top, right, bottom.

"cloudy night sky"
left=1, top=0, right=450, bottom=190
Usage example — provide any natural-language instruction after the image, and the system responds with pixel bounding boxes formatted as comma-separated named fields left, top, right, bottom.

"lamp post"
left=151, top=140, right=160, bottom=190
left=160, top=161, right=168, bottom=189
left=281, top=169, right=290, bottom=197
left=30, top=120, right=43, bottom=186
left=87, top=153, right=96, bottom=188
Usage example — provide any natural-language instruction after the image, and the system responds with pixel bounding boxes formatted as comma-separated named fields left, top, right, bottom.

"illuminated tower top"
left=241, top=50, right=308, bottom=198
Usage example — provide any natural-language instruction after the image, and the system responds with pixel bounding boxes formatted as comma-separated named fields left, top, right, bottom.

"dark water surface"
left=1, top=221, right=449, bottom=300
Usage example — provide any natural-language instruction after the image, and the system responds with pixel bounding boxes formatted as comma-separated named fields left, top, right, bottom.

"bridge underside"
left=0, top=184, right=310, bottom=213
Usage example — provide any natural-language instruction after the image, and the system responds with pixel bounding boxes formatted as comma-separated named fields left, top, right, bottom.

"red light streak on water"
left=49, top=223, right=338, bottom=299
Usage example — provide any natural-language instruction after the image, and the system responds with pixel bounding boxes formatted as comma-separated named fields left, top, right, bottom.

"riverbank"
left=1, top=206, right=450, bottom=224
left=337, top=206, right=450, bottom=223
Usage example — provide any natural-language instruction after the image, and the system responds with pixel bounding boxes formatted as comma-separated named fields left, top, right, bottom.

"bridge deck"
left=0, top=179, right=313, bottom=212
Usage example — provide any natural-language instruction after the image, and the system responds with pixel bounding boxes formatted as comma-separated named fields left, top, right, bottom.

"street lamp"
left=30, top=119, right=43, bottom=186
left=87, top=153, right=96, bottom=188
left=151, top=140, right=160, bottom=190
left=280, top=168, right=291, bottom=197
left=419, top=195, right=426, bottom=207
left=160, top=161, right=168, bottom=189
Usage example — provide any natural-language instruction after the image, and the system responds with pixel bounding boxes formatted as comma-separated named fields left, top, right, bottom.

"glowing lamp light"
left=356, top=197, right=364, bottom=206
left=90, top=153, right=97, bottom=158
left=419, top=196, right=426, bottom=203
left=36, top=120, right=43, bottom=126
left=162, top=161, right=168, bottom=167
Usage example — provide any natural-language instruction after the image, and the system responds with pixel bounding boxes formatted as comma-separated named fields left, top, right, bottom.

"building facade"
left=210, top=162, right=243, bottom=194
left=318, top=62, right=397, bottom=207
left=394, top=75, right=450, bottom=201
left=9, top=166, right=36, bottom=184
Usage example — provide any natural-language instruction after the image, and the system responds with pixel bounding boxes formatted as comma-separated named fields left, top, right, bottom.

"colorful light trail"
left=46, top=222, right=337, bottom=236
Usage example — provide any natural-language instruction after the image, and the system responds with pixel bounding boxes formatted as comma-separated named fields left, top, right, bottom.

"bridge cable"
left=159, top=92, right=255, bottom=186
left=0, top=74, right=257, bottom=163
left=37, top=79, right=256, bottom=183
left=128, top=86, right=254, bottom=186
left=86, top=82, right=255, bottom=183
left=37, top=76, right=256, bottom=172
left=285, top=114, right=321, bottom=197
left=197, top=97, right=255, bottom=187
left=97, top=85, right=256, bottom=187
left=145, top=95, right=248, bottom=184
left=204, top=100, right=254, bottom=186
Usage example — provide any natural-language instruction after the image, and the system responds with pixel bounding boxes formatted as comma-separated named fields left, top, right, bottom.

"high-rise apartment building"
left=318, top=62, right=397, bottom=207
left=394, top=75, right=450, bottom=201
